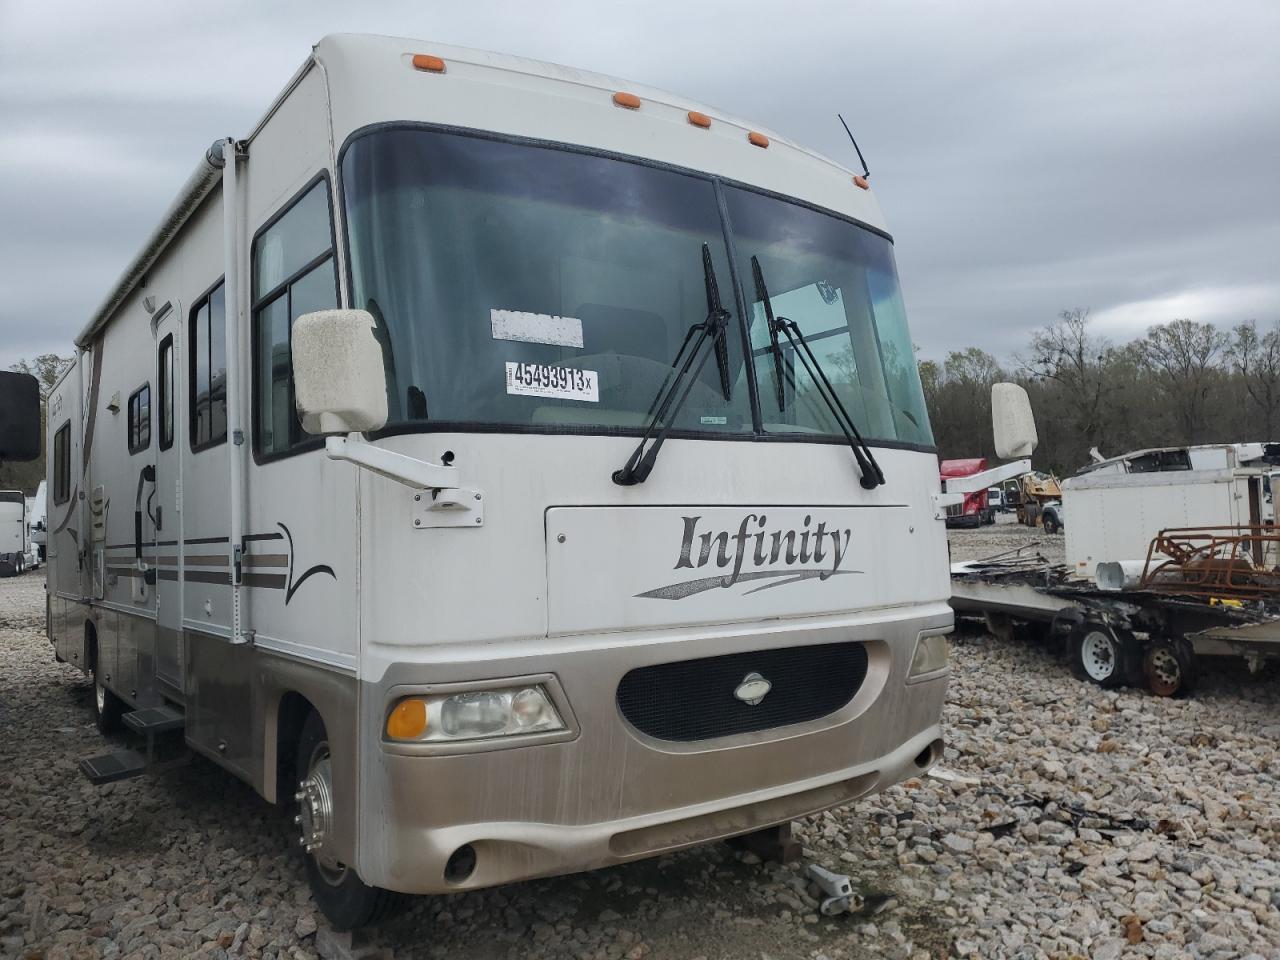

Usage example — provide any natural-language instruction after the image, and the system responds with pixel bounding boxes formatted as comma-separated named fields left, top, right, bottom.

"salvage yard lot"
left=2, top=526, right=1278, bottom=960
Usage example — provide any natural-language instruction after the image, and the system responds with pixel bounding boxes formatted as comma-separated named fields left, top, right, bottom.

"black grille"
left=617, top=642, right=869, bottom=743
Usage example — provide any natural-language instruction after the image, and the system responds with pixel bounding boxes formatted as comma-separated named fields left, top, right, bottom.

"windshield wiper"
left=612, top=244, right=732, bottom=486
left=750, top=256, right=886, bottom=490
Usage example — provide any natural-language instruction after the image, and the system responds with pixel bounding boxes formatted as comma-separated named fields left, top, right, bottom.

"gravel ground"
left=3, top=527, right=1278, bottom=960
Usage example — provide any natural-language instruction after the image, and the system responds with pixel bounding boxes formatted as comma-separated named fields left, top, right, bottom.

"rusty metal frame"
left=1141, top=526, right=1280, bottom=600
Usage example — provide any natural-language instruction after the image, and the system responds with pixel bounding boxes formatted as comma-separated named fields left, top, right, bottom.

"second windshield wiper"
left=751, top=256, right=886, bottom=490
left=612, top=244, right=732, bottom=486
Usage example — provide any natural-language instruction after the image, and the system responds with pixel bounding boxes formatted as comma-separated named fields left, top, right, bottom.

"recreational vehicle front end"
left=44, top=35, right=951, bottom=927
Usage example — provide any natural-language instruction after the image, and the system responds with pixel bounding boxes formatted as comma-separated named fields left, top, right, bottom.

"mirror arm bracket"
left=324, top=434, right=484, bottom=529
left=325, top=434, right=460, bottom=491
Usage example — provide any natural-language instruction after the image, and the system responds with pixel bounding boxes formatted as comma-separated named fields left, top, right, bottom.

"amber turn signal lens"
left=853, top=175, right=870, bottom=190
left=687, top=111, right=712, bottom=128
left=386, top=698, right=428, bottom=740
left=411, top=54, right=446, bottom=73
left=612, top=91, right=642, bottom=109
left=747, top=131, right=769, bottom=148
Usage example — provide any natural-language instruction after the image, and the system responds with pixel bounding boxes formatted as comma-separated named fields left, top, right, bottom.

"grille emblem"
left=734, top=672, right=772, bottom=706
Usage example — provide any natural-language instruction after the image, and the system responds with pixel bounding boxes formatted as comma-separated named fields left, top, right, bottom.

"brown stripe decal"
left=185, top=570, right=231, bottom=585
left=157, top=569, right=179, bottom=581
left=186, top=554, right=230, bottom=567
left=244, top=554, right=287, bottom=568
left=243, top=572, right=286, bottom=590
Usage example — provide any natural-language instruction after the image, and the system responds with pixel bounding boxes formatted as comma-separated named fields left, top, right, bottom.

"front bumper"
left=355, top=603, right=951, bottom=894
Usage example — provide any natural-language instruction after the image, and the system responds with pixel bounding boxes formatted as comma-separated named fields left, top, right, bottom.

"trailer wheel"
left=294, top=710, right=405, bottom=930
left=1143, top=641, right=1195, bottom=697
left=983, top=612, right=1015, bottom=643
left=1069, top=622, right=1127, bottom=687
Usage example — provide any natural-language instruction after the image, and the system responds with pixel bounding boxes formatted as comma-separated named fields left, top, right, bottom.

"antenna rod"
left=837, top=113, right=870, bottom=179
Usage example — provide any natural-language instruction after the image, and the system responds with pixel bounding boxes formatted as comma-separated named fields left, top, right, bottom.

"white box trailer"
left=1063, top=444, right=1275, bottom=579
left=0, top=491, right=32, bottom=575
left=39, top=35, right=955, bottom=928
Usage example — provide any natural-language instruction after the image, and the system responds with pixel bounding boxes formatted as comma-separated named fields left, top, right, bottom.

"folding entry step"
left=78, top=705, right=187, bottom=786
left=78, top=750, right=147, bottom=785
left=122, top=705, right=184, bottom=736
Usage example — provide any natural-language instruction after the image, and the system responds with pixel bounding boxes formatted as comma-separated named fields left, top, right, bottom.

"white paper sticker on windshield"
left=491, top=309, right=584, bottom=348
left=505, top=362, right=599, bottom=402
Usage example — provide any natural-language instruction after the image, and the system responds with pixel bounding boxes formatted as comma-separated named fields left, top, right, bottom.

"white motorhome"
left=43, top=35, right=953, bottom=928
left=1, top=490, right=32, bottom=575
left=1063, top=443, right=1279, bottom=578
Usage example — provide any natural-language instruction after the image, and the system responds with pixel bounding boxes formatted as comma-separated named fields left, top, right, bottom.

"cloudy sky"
left=2, top=0, right=1277, bottom=372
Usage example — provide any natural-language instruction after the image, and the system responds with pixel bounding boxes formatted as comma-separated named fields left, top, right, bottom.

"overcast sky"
left=2, top=0, right=1277, bottom=373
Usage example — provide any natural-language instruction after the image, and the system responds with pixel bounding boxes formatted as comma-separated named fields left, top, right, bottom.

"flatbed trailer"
left=950, top=541, right=1280, bottom=696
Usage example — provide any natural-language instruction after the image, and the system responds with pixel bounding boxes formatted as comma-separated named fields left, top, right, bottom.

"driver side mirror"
left=292, top=309, right=389, bottom=435
left=991, top=382, right=1038, bottom=459
left=0, top=371, right=41, bottom=463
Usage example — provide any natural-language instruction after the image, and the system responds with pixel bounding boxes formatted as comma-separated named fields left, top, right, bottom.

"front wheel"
left=90, top=651, right=124, bottom=734
left=1042, top=511, right=1060, bottom=535
left=294, top=710, right=405, bottom=930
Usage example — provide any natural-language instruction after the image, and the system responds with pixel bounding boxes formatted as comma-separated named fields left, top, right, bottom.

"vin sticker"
left=491, top=309, right=584, bottom=348
left=505, top=361, right=599, bottom=402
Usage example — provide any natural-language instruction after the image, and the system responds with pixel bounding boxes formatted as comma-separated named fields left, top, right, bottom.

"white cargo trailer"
left=1063, top=444, right=1275, bottom=579
left=0, top=491, right=32, bottom=575
left=39, top=35, right=956, bottom=928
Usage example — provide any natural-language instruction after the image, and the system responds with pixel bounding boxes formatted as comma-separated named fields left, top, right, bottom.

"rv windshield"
left=341, top=129, right=752, bottom=435
left=723, top=187, right=931, bottom=445
left=341, top=127, right=932, bottom=447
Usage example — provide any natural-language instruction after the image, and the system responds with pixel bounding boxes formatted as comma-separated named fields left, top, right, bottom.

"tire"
left=295, top=710, right=405, bottom=930
left=1042, top=511, right=1060, bottom=535
left=90, top=646, right=124, bottom=734
left=1069, top=622, right=1127, bottom=687
left=984, top=611, right=1015, bottom=643
left=1144, top=640, right=1196, bottom=697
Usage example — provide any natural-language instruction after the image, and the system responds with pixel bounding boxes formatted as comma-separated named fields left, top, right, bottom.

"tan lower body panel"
left=354, top=605, right=951, bottom=894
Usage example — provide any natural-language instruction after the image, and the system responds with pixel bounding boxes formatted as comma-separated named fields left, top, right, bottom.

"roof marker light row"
left=410, top=53, right=868, bottom=189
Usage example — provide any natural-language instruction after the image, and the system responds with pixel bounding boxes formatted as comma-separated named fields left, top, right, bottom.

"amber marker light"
left=747, top=131, right=770, bottom=148
left=386, top=698, right=428, bottom=740
left=687, top=111, right=712, bottom=128
left=411, top=54, right=446, bottom=73
left=853, top=175, right=870, bottom=190
left=612, top=91, right=642, bottom=109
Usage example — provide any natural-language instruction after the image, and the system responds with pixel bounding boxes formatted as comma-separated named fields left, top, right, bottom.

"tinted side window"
left=53, top=422, right=71, bottom=504
left=189, top=282, right=227, bottom=451
left=251, top=179, right=337, bottom=459
left=158, top=335, right=174, bottom=450
left=128, top=384, right=151, bottom=454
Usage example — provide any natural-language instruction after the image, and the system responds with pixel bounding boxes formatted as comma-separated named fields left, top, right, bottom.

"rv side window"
left=127, top=384, right=151, bottom=454
left=189, top=282, right=227, bottom=452
left=53, top=421, right=71, bottom=504
left=251, top=178, right=338, bottom=459
left=158, top=335, right=174, bottom=450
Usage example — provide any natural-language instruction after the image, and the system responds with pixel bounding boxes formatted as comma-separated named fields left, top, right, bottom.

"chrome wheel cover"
left=296, top=741, right=346, bottom=885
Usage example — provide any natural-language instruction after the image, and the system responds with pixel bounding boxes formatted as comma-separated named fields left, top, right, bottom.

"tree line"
left=920, top=310, right=1280, bottom=477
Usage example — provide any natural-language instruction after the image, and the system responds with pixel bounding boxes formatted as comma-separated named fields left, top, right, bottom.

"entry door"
left=153, top=310, right=184, bottom=693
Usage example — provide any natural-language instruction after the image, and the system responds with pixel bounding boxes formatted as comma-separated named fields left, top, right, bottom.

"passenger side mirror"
left=292, top=309, right=389, bottom=435
left=0, top=371, right=41, bottom=463
left=991, top=382, right=1037, bottom=459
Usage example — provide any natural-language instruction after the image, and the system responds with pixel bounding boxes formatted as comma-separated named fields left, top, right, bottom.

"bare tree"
left=1137, top=319, right=1226, bottom=443
left=10, top=353, right=73, bottom=400
left=1021, top=308, right=1112, bottom=455
left=1228, top=320, right=1280, bottom=439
